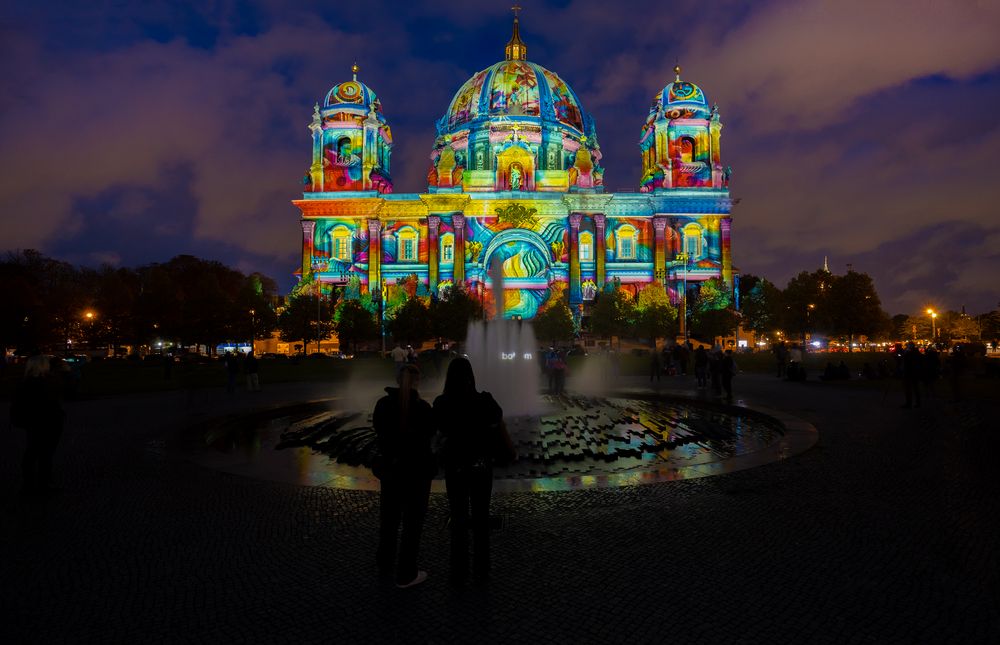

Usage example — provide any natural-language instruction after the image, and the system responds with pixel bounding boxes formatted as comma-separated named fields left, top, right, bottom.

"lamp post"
left=676, top=253, right=690, bottom=343
left=926, top=308, right=937, bottom=344
left=805, top=303, right=815, bottom=350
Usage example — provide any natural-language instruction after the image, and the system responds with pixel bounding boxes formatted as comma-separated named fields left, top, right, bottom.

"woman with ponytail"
left=433, top=357, right=505, bottom=584
left=372, top=363, right=436, bottom=588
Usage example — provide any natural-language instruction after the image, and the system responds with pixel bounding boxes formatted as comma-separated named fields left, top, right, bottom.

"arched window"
left=683, top=223, right=703, bottom=258
left=330, top=226, right=352, bottom=261
left=579, top=231, right=594, bottom=262
left=397, top=227, right=418, bottom=262
left=440, top=233, right=455, bottom=264
left=678, top=137, right=695, bottom=163
left=616, top=225, right=637, bottom=260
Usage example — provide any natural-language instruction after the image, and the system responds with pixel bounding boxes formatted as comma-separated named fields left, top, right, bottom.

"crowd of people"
left=649, top=342, right=738, bottom=402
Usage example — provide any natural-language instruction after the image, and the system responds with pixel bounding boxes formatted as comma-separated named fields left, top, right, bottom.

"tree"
left=533, top=301, right=576, bottom=344
left=589, top=286, right=635, bottom=341
left=636, top=281, right=670, bottom=310
left=634, top=303, right=678, bottom=344
left=689, top=277, right=736, bottom=342
left=334, top=299, right=379, bottom=353
left=386, top=296, right=431, bottom=346
left=430, top=284, right=481, bottom=342
left=739, top=274, right=782, bottom=336
left=826, top=270, right=888, bottom=344
left=781, top=270, right=832, bottom=339
left=278, top=295, right=334, bottom=354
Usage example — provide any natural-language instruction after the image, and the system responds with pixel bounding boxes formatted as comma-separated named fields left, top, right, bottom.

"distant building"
left=292, top=13, right=735, bottom=321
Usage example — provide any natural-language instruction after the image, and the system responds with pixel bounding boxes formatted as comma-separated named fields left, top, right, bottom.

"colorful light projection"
left=293, top=13, right=735, bottom=322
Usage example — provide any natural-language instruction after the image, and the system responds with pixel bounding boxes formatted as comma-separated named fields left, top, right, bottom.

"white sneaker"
left=396, top=571, right=428, bottom=589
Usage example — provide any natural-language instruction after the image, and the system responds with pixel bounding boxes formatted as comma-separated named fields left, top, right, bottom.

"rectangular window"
left=402, top=239, right=415, bottom=261
left=443, top=243, right=454, bottom=262
left=621, top=238, right=634, bottom=259
left=334, top=238, right=349, bottom=260
left=580, top=243, right=592, bottom=262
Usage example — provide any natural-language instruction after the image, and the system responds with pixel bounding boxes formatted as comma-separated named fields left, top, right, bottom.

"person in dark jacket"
left=901, top=342, right=922, bottom=408
left=372, top=364, right=436, bottom=588
left=10, top=355, right=65, bottom=496
left=433, top=357, right=504, bottom=584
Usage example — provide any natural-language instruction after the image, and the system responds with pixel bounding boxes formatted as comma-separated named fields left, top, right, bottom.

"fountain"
left=182, top=252, right=817, bottom=489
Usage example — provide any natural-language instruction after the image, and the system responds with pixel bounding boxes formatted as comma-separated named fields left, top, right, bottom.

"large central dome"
left=440, top=59, right=587, bottom=134
left=428, top=13, right=603, bottom=194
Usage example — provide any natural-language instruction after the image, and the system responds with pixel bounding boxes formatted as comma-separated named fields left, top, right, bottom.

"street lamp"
left=676, top=252, right=690, bottom=342
left=926, top=308, right=937, bottom=343
left=805, top=303, right=815, bottom=349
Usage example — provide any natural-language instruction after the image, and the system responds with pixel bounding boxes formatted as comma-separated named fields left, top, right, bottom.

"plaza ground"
left=1, top=366, right=998, bottom=643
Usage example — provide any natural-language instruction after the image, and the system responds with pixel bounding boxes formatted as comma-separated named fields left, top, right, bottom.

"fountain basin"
left=181, top=393, right=816, bottom=492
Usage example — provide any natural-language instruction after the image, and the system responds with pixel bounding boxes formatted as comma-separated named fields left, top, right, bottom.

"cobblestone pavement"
left=2, top=373, right=999, bottom=643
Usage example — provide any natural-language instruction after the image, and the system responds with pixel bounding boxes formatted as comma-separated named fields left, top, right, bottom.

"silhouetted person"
left=923, top=346, right=940, bottom=397
left=709, top=345, right=723, bottom=394
left=821, top=361, right=837, bottom=381
left=433, top=357, right=505, bottom=584
left=163, top=353, right=173, bottom=380
left=224, top=352, right=240, bottom=394
left=774, top=342, right=788, bottom=378
left=680, top=341, right=692, bottom=376
left=10, top=355, right=65, bottom=496
left=649, top=349, right=662, bottom=382
left=836, top=361, right=850, bottom=380
left=949, top=345, right=968, bottom=403
left=244, top=351, right=260, bottom=392
left=390, top=342, right=407, bottom=378
left=721, top=349, right=736, bottom=402
left=901, top=342, right=922, bottom=408
left=694, top=346, right=709, bottom=388
left=372, top=364, right=436, bottom=588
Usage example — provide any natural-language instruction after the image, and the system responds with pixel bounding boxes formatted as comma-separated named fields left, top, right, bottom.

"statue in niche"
left=547, top=149, right=556, bottom=169
left=510, top=163, right=522, bottom=191
left=476, top=149, right=484, bottom=170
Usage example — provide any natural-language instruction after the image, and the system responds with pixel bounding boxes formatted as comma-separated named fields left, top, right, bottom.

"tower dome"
left=648, top=65, right=710, bottom=121
left=323, top=63, right=383, bottom=116
left=639, top=65, right=726, bottom=192
left=428, top=11, right=602, bottom=193
left=304, top=64, right=394, bottom=194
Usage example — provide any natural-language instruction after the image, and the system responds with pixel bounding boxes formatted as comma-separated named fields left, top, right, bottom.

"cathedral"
left=292, top=13, right=734, bottom=324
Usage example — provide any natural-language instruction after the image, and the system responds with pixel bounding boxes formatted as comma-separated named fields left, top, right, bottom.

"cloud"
left=1, top=0, right=998, bottom=316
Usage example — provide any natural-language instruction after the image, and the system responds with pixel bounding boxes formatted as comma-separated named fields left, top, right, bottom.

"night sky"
left=2, top=0, right=999, bottom=314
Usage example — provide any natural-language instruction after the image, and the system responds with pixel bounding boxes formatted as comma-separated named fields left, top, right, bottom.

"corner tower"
left=304, top=64, right=393, bottom=194
left=639, top=66, right=727, bottom=192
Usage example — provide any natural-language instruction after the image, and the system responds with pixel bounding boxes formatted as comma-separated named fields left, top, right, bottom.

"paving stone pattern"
left=1, top=375, right=999, bottom=643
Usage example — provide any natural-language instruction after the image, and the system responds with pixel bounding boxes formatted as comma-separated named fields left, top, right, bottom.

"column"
left=568, top=213, right=582, bottom=305
left=593, top=214, right=606, bottom=288
left=367, top=219, right=382, bottom=294
left=427, top=215, right=440, bottom=296
left=721, top=217, right=733, bottom=286
left=452, top=214, right=466, bottom=285
left=653, top=216, right=667, bottom=285
left=301, top=220, right=316, bottom=277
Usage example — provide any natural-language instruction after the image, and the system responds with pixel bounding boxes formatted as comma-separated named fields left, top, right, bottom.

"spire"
left=351, top=62, right=359, bottom=81
left=674, top=64, right=682, bottom=82
left=505, top=4, right=527, bottom=61
left=823, top=256, right=830, bottom=273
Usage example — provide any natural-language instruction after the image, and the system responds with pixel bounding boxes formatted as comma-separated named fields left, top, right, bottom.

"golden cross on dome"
left=512, top=3, right=522, bottom=18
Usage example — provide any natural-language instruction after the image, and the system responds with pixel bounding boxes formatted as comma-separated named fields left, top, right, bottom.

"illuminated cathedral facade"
left=293, top=14, right=734, bottom=322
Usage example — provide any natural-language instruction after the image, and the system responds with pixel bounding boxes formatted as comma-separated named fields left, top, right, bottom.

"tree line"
left=1, top=250, right=279, bottom=355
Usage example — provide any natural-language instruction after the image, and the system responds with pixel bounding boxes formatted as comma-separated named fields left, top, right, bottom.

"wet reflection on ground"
left=183, top=393, right=815, bottom=492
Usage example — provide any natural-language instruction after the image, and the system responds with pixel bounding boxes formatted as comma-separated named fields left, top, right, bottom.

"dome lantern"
left=505, top=4, right=527, bottom=61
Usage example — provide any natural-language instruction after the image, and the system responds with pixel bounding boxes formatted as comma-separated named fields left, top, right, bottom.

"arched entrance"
left=481, top=228, right=551, bottom=319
